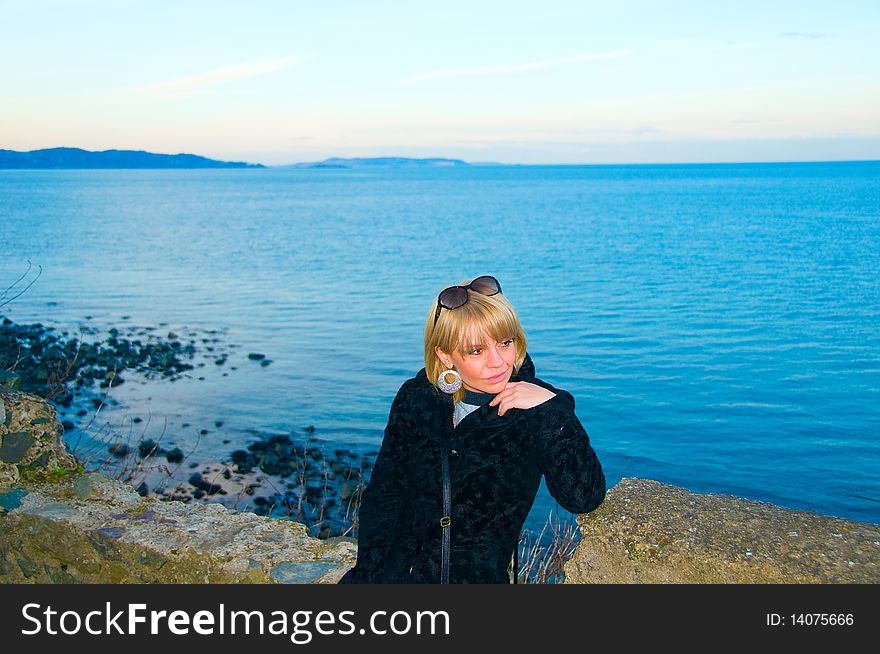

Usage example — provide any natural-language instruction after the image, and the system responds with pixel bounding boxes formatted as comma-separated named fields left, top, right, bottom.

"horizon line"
left=2, top=146, right=879, bottom=168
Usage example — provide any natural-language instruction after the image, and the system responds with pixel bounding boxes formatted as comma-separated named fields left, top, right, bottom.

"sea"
left=1, top=161, right=879, bottom=534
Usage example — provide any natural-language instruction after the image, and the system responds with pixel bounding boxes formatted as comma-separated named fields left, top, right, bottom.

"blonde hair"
left=424, top=278, right=528, bottom=403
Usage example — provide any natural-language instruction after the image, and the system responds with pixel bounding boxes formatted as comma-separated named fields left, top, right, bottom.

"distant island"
left=0, top=148, right=482, bottom=170
left=0, top=147, right=263, bottom=169
left=285, top=157, right=469, bottom=169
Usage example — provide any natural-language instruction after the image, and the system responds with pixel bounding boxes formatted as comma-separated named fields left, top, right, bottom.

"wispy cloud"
left=404, top=49, right=631, bottom=83
left=780, top=32, right=827, bottom=39
left=135, top=55, right=303, bottom=96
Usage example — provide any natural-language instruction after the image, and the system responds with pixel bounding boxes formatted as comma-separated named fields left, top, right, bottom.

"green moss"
left=19, top=461, right=84, bottom=484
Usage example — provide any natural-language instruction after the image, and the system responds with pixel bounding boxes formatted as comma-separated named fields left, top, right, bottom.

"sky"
left=1, top=0, right=878, bottom=165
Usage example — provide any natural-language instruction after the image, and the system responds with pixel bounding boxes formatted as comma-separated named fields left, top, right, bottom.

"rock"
left=0, top=488, right=28, bottom=511
left=137, top=439, right=160, bottom=458
left=269, top=561, right=341, bottom=584
left=564, top=478, right=880, bottom=584
left=188, top=473, right=222, bottom=495
left=340, top=480, right=360, bottom=501
left=247, top=353, right=266, bottom=360
left=0, top=432, right=35, bottom=463
left=0, top=390, right=78, bottom=491
left=165, top=448, right=184, bottom=464
left=1, top=472, right=352, bottom=583
left=109, top=443, right=129, bottom=458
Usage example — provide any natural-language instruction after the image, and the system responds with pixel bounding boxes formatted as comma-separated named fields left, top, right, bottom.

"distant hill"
left=0, top=147, right=263, bottom=169
left=285, top=157, right=469, bottom=169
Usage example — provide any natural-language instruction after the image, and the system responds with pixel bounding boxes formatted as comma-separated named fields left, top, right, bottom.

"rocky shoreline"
left=0, top=314, right=371, bottom=539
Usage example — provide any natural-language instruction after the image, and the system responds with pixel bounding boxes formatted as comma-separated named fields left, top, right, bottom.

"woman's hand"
left=489, top=381, right=556, bottom=417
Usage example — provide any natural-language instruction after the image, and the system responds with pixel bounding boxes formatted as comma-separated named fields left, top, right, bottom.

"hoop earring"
left=437, top=369, right=462, bottom=394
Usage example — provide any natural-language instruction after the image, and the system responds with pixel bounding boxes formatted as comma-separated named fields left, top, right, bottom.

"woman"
left=339, top=276, right=605, bottom=584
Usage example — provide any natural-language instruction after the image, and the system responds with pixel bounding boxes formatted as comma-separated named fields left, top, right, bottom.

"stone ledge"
left=564, top=477, right=880, bottom=583
left=0, top=473, right=356, bottom=583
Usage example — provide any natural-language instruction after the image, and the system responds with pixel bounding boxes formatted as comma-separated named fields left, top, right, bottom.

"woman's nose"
left=487, top=344, right=503, bottom=366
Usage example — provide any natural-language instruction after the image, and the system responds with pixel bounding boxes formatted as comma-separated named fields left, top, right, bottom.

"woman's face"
left=436, top=333, right=517, bottom=394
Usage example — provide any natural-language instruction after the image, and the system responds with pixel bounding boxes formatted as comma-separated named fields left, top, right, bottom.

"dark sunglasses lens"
left=438, top=286, right=468, bottom=309
left=469, top=276, right=501, bottom=296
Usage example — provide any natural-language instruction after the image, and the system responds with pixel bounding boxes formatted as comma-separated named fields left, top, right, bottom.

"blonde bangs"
left=448, top=295, right=523, bottom=355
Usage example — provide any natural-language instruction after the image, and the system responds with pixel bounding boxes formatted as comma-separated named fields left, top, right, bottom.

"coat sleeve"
left=525, top=383, right=606, bottom=515
left=339, top=383, right=417, bottom=583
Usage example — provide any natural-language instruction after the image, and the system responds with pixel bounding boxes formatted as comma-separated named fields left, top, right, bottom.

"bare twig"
left=0, top=260, right=42, bottom=309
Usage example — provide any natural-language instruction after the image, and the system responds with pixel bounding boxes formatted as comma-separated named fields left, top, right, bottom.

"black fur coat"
left=338, top=352, right=606, bottom=584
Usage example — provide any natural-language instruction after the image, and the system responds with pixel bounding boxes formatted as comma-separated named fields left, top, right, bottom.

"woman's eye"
left=469, top=348, right=482, bottom=356
left=500, top=339, right=514, bottom=347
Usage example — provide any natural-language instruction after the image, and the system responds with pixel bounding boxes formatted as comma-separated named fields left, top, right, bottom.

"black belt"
left=440, top=446, right=451, bottom=584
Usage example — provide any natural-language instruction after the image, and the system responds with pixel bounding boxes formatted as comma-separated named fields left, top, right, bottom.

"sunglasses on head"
left=433, top=275, right=502, bottom=328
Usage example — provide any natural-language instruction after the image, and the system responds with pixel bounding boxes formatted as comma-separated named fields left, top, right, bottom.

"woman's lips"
left=486, top=369, right=508, bottom=383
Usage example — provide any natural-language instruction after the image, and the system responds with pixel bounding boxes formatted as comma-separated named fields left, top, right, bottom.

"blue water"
left=1, top=162, right=879, bottom=532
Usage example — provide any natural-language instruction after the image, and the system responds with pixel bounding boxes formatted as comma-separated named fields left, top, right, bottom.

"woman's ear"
left=434, top=347, right=453, bottom=370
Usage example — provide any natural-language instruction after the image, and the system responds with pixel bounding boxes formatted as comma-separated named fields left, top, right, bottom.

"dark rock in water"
left=258, top=453, right=289, bottom=476
left=188, top=473, right=222, bottom=495
left=165, top=447, right=184, bottom=463
left=0, top=431, right=35, bottom=463
left=76, top=409, right=88, bottom=417
left=189, top=462, right=198, bottom=469
left=61, top=420, right=75, bottom=432
left=109, top=443, right=129, bottom=458
left=247, top=353, right=266, bottom=360
left=192, top=489, right=205, bottom=499
left=230, top=449, right=255, bottom=472
left=260, top=359, right=272, bottom=367
left=214, top=420, right=224, bottom=428
left=222, top=468, right=231, bottom=479
left=135, top=482, right=149, bottom=496
left=340, top=480, right=360, bottom=501
left=253, top=496, right=268, bottom=506
left=200, top=429, right=209, bottom=435
left=132, top=416, right=142, bottom=423
left=137, top=439, right=160, bottom=458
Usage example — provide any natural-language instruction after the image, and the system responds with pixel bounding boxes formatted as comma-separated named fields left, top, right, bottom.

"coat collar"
left=411, top=352, right=536, bottom=445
